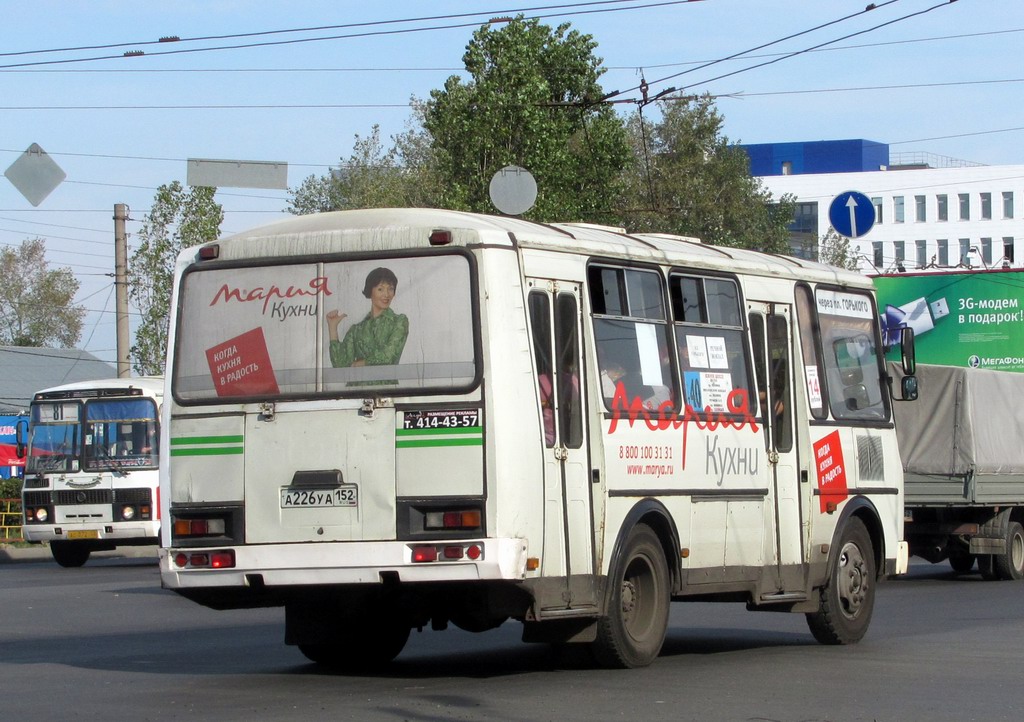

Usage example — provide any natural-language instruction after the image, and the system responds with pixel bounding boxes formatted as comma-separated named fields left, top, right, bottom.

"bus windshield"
left=83, top=398, right=159, bottom=470
left=27, top=401, right=81, bottom=474
left=173, top=253, right=477, bottom=402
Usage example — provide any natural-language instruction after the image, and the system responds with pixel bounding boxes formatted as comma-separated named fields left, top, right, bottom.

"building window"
left=872, top=197, right=883, bottom=224
left=959, top=193, right=971, bottom=220
left=981, top=192, right=992, bottom=220
left=915, top=240, right=927, bottom=269
left=781, top=161, right=793, bottom=175
left=959, top=238, right=970, bottom=264
left=893, top=241, right=905, bottom=271
left=937, top=194, right=948, bottom=221
left=1003, top=191, right=1014, bottom=219
left=915, top=195, right=926, bottom=222
left=894, top=196, right=905, bottom=223
left=937, top=239, right=949, bottom=266
left=981, top=238, right=992, bottom=265
left=1003, top=237, right=1015, bottom=265
left=872, top=241, right=883, bottom=269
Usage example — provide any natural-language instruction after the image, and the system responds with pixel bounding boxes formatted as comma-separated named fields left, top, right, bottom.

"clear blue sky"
left=1, top=0, right=1020, bottom=363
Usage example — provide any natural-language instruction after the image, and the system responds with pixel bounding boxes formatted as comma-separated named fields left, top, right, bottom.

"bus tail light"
left=412, top=546, right=438, bottom=563
left=173, top=517, right=226, bottom=537
left=173, top=549, right=235, bottom=569
left=411, top=543, right=483, bottom=563
left=425, top=509, right=481, bottom=531
left=428, top=230, right=452, bottom=246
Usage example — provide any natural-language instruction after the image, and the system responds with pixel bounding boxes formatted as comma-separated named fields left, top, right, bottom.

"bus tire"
left=592, top=524, right=670, bottom=669
left=297, top=623, right=410, bottom=670
left=992, top=521, right=1024, bottom=581
left=50, top=541, right=91, bottom=568
left=806, top=517, right=875, bottom=645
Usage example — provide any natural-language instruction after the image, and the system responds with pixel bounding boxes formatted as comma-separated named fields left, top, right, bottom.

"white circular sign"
left=488, top=165, right=537, bottom=216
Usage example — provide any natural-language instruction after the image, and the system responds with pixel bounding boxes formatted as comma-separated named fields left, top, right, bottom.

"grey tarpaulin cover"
left=891, top=363, right=1024, bottom=476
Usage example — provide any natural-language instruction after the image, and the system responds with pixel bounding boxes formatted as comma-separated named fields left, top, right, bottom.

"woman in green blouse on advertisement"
left=326, top=267, right=409, bottom=369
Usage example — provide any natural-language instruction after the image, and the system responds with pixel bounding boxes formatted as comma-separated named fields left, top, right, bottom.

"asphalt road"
left=1, top=553, right=1022, bottom=722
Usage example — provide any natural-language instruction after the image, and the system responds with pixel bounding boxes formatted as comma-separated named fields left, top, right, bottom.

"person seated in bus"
left=600, top=357, right=628, bottom=402
left=326, top=267, right=409, bottom=368
left=600, top=353, right=648, bottom=406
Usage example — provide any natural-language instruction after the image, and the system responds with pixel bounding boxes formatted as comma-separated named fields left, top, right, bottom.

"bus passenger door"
left=528, top=282, right=594, bottom=600
left=748, top=304, right=804, bottom=593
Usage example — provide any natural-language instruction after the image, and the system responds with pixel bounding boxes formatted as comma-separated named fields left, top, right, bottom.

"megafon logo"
left=968, top=355, right=981, bottom=368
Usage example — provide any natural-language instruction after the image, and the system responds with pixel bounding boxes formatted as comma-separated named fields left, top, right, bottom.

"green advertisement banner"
left=872, top=269, right=1024, bottom=372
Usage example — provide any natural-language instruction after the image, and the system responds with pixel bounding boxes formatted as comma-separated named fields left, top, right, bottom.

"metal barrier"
left=1, top=498, right=23, bottom=542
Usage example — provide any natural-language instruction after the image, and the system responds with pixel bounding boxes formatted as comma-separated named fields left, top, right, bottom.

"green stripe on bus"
left=170, top=435, right=244, bottom=445
left=396, top=426, right=483, bottom=437
left=396, top=437, right=484, bottom=448
left=170, top=446, right=245, bottom=457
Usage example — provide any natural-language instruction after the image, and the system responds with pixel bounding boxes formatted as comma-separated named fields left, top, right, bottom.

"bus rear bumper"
left=160, top=537, right=529, bottom=590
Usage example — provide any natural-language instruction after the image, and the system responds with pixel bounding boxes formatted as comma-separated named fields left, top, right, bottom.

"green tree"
left=129, top=182, right=223, bottom=375
left=617, top=95, right=794, bottom=252
left=818, top=228, right=862, bottom=270
left=288, top=121, right=439, bottom=214
left=423, top=16, right=629, bottom=221
left=0, top=237, right=85, bottom=347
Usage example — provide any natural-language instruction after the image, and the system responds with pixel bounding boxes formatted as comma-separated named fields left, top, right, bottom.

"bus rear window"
left=173, top=254, right=476, bottom=402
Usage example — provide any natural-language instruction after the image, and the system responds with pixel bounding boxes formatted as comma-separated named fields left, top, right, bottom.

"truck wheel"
left=948, top=552, right=975, bottom=574
left=992, top=521, right=1024, bottom=581
left=50, top=541, right=91, bottom=568
left=297, top=623, right=410, bottom=670
left=592, top=524, right=670, bottom=669
left=978, top=554, right=997, bottom=580
left=806, top=517, right=875, bottom=645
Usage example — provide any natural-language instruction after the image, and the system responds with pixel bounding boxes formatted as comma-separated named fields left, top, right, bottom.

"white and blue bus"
left=160, top=209, right=914, bottom=668
left=21, top=377, right=162, bottom=567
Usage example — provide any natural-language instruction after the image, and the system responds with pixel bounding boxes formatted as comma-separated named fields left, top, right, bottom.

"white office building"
left=740, top=140, right=1024, bottom=274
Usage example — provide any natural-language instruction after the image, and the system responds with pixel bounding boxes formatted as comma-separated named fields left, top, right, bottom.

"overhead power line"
left=639, top=0, right=961, bottom=102
left=0, top=1, right=662, bottom=58
left=0, top=1, right=700, bottom=70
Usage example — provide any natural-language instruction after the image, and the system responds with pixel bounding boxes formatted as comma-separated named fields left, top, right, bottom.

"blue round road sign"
left=828, top=190, right=875, bottom=239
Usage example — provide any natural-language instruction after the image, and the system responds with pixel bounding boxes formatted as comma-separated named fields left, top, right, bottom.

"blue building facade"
left=739, top=139, right=889, bottom=177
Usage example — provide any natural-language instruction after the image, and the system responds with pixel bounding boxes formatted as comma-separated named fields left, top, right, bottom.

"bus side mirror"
left=900, top=326, right=916, bottom=376
left=15, top=417, right=28, bottom=459
left=900, top=374, right=919, bottom=402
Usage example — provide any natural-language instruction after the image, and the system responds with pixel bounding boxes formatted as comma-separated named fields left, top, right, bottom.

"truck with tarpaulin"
left=875, top=269, right=1024, bottom=578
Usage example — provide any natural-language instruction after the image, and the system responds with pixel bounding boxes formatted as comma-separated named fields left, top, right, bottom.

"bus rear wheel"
left=50, top=541, right=91, bottom=568
left=806, top=517, right=875, bottom=645
left=592, top=524, right=670, bottom=669
left=296, top=622, right=410, bottom=671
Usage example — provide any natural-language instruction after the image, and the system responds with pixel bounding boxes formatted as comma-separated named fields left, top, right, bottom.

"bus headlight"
left=121, top=505, right=136, bottom=521
left=33, top=507, right=49, bottom=523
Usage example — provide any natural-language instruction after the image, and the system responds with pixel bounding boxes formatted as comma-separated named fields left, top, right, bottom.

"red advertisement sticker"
left=813, top=429, right=849, bottom=513
left=205, top=327, right=279, bottom=397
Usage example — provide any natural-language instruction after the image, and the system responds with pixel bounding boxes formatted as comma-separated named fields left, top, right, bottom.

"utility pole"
left=113, top=204, right=131, bottom=378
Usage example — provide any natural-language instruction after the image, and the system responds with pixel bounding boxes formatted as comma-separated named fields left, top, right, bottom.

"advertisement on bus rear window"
left=873, top=269, right=1024, bottom=372
left=174, top=254, right=477, bottom=401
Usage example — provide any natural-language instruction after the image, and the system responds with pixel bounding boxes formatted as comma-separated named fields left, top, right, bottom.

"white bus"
left=21, top=377, right=163, bottom=567
left=160, top=208, right=915, bottom=669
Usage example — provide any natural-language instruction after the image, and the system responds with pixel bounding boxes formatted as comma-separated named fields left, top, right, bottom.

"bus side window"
left=554, top=293, right=583, bottom=449
left=671, top=273, right=751, bottom=416
left=795, top=284, right=827, bottom=419
left=528, top=291, right=556, bottom=448
left=588, top=265, right=675, bottom=412
left=767, top=314, right=793, bottom=453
